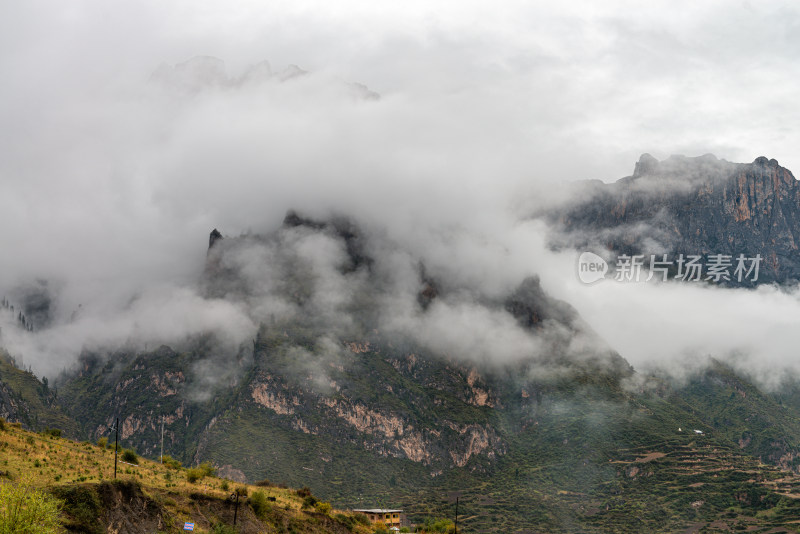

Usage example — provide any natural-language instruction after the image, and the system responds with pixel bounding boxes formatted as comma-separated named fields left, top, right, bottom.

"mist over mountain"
left=5, top=2, right=800, bottom=531
left=5, top=150, right=800, bottom=395
left=5, top=210, right=799, bottom=532
left=2, top=43, right=799, bottom=383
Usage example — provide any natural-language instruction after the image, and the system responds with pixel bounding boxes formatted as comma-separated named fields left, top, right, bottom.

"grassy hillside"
left=675, top=360, right=800, bottom=469
left=0, top=420, right=375, bottom=533
left=0, top=350, right=78, bottom=435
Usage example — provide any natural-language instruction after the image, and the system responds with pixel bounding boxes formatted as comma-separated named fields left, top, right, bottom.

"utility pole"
left=230, top=492, right=240, bottom=526
left=113, top=417, right=119, bottom=479
left=454, top=496, right=459, bottom=534
left=160, top=415, right=164, bottom=464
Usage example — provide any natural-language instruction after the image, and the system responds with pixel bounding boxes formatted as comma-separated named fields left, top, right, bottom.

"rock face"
left=239, top=345, right=507, bottom=471
left=553, top=154, right=800, bottom=284
left=0, top=379, right=19, bottom=422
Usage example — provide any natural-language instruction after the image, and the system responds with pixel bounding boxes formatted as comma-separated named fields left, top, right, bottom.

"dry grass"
left=0, top=422, right=370, bottom=533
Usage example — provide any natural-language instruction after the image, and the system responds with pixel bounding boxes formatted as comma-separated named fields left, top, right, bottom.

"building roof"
left=353, top=509, right=403, bottom=514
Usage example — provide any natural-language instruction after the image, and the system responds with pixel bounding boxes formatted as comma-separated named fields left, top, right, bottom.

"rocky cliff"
left=553, top=154, right=800, bottom=284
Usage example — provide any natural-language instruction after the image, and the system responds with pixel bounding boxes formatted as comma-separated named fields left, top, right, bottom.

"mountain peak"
left=632, top=153, right=659, bottom=177
left=208, top=228, right=223, bottom=250
left=753, top=155, right=781, bottom=168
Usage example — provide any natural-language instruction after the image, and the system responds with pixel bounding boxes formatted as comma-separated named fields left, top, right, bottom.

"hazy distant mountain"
left=150, top=56, right=380, bottom=100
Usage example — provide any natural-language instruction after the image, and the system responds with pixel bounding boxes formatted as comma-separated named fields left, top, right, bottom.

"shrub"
left=97, top=437, right=108, bottom=449
left=185, top=468, right=203, bottom=483
left=297, top=486, right=313, bottom=498
left=235, top=486, right=248, bottom=497
left=185, top=462, right=215, bottom=483
left=315, top=501, right=332, bottom=515
left=419, top=518, right=455, bottom=533
left=0, top=418, right=5, bottom=431
left=334, top=512, right=355, bottom=529
left=254, top=478, right=273, bottom=487
left=52, top=484, right=102, bottom=529
left=249, top=490, right=269, bottom=518
left=42, top=428, right=61, bottom=438
left=0, top=479, right=62, bottom=533
left=198, top=461, right=216, bottom=477
left=161, top=455, right=181, bottom=469
left=220, top=480, right=229, bottom=492
left=212, top=524, right=238, bottom=534
left=121, top=449, right=138, bottom=464
left=302, top=495, right=318, bottom=509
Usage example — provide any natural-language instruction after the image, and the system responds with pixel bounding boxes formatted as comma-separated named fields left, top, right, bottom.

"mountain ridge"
left=551, top=153, right=800, bottom=284
left=3, top=187, right=800, bottom=531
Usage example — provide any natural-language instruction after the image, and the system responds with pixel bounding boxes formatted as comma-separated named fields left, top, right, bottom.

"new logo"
left=577, top=252, right=609, bottom=284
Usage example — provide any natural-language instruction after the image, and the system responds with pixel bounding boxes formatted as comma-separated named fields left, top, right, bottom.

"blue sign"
left=183, top=523, right=194, bottom=531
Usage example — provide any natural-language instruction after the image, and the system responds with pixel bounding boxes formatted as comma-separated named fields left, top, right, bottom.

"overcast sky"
left=2, top=0, right=800, bottom=378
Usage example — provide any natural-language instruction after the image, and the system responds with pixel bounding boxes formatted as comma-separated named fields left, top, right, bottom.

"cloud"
left=2, top=1, right=800, bottom=381
left=525, top=234, right=800, bottom=386
left=0, top=284, right=257, bottom=377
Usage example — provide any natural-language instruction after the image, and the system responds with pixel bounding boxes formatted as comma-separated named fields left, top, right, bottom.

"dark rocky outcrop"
left=208, top=228, right=223, bottom=250
left=282, top=210, right=374, bottom=273
left=504, top=276, right=577, bottom=330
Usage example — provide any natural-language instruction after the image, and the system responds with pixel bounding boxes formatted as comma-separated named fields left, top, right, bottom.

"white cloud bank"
left=2, top=1, right=800, bottom=379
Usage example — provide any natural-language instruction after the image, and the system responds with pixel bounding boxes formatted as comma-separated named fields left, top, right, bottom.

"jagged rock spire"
left=209, top=228, right=223, bottom=250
